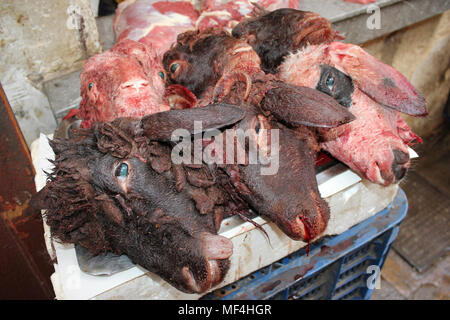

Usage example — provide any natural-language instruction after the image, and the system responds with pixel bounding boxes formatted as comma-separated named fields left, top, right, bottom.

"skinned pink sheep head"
left=280, top=42, right=428, bottom=185
left=74, top=39, right=170, bottom=128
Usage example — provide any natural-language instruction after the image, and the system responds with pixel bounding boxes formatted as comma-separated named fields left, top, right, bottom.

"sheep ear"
left=140, top=103, right=245, bottom=141
left=328, top=42, right=427, bottom=116
left=262, top=83, right=355, bottom=128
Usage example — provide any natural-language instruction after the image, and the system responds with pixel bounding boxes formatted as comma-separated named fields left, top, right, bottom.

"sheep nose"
left=393, top=149, right=409, bottom=164
left=121, top=79, right=150, bottom=90
left=392, top=149, right=409, bottom=181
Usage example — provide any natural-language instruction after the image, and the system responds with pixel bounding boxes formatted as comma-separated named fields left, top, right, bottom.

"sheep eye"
left=88, top=82, right=94, bottom=91
left=326, top=75, right=335, bottom=91
left=158, top=71, right=165, bottom=80
left=170, top=63, right=179, bottom=74
left=115, top=163, right=129, bottom=178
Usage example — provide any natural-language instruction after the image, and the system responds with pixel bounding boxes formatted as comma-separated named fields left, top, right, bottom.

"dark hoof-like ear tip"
left=340, top=111, right=356, bottom=125
left=30, top=188, right=48, bottom=210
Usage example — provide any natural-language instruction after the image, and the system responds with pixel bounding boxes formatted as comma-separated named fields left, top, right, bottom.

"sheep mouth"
left=181, top=259, right=230, bottom=293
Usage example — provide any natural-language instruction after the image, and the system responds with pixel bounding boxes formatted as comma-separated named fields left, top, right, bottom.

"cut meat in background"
left=114, top=0, right=199, bottom=55
left=196, top=0, right=301, bottom=32
left=113, top=0, right=302, bottom=55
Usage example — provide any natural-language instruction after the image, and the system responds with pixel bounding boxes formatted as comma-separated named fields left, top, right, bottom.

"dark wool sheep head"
left=162, top=29, right=356, bottom=241
left=232, top=8, right=344, bottom=74
left=163, top=28, right=263, bottom=98
left=32, top=104, right=245, bottom=294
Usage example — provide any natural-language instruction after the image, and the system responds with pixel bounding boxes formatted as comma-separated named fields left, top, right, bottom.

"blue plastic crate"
left=201, top=187, right=408, bottom=300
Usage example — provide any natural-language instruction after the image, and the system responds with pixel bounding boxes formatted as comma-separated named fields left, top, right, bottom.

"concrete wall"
left=362, top=10, right=450, bottom=137
left=0, top=0, right=101, bottom=146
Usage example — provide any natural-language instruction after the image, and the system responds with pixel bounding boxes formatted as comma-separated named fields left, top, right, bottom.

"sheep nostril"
left=393, top=149, right=409, bottom=165
left=392, top=149, right=409, bottom=182
left=121, top=80, right=150, bottom=90
left=181, top=266, right=201, bottom=293
left=393, top=163, right=407, bottom=181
